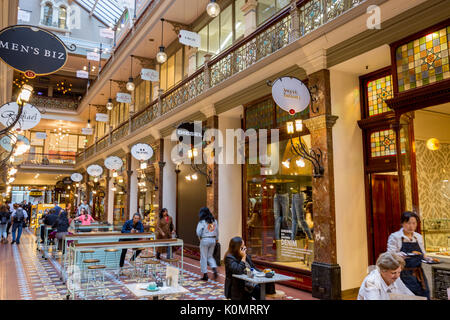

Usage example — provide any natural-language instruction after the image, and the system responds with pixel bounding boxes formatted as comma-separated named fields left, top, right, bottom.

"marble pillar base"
left=311, top=261, right=341, bottom=300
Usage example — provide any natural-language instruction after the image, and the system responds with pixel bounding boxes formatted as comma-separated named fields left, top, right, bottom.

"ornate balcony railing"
left=15, top=152, right=76, bottom=166
left=29, top=95, right=79, bottom=111
left=76, top=0, right=366, bottom=163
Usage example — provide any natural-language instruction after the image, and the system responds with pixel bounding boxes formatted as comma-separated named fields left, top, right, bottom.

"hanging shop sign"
left=0, top=134, right=29, bottom=152
left=95, top=113, right=108, bottom=122
left=176, top=122, right=203, bottom=145
left=0, top=25, right=69, bottom=77
left=0, top=102, right=41, bottom=131
left=178, top=30, right=201, bottom=48
left=271, top=77, right=311, bottom=115
left=35, top=132, right=47, bottom=139
left=87, top=164, right=103, bottom=177
left=104, top=156, right=123, bottom=170
left=99, top=28, right=115, bottom=39
left=131, top=143, right=153, bottom=161
left=116, top=92, right=132, bottom=104
left=76, top=70, right=89, bottom=79
left=71, top=173, right=83, bottom=182
left=87, top=51, right=100, bottom=61
left=63, top=177, right=72, bottom=184
left=140, top=68, right=159, bottom=82
left=29, top=190, right=43, bottom=197
left=81, top=127, right=94, bottom=135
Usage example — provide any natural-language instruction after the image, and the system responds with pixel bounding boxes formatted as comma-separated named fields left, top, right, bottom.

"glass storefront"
left=244, top=96, right=314, bottom=271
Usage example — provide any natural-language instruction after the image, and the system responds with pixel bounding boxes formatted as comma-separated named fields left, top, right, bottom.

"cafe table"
left=233, top=273, right=295, bottom=300
left=124, top=283, right=189, bottom=300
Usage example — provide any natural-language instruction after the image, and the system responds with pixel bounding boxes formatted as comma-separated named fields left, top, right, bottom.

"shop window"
left=220, top=5, right=233, bottom=51
left=58, top=6, right=67, bottom=29
left=167, top=55, right=175, bottom=89
left=235, top=0, right=246, bottom=40
left=370, top=129, right=396, bottom=158
left=366, top=75, right=393, bottom=117
left=257, top=0, right=289, bottom=26
left=43, top=3, right=53, bottom=26
left=396, top=26, right=450, bottom=92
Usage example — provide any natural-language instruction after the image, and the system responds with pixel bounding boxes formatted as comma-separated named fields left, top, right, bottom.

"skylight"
left=76, top=0, right=125, bottom=26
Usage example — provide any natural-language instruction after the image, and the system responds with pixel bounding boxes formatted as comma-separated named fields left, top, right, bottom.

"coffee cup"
left=147, top=282, right=157, bottom=290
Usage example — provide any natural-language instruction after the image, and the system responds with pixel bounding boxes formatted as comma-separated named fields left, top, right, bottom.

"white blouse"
left=357, top=268, right=414, bottom=300
left=387, top=228, right=426, bottom=255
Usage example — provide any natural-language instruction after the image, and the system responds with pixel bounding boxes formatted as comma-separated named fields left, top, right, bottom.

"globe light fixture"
left=156, top=19, right=167, bottom=64
left=426, top=138, right=440, bottom=151
left=107, top=79, right=113, bottom=110
left=206, top=0, right=220, bottom=18
left=17, top=84, right=33, bottom=104
left=126, top=56, right=135, bottom=91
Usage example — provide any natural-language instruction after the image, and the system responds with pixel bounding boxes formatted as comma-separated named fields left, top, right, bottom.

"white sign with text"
left=87, top=51, right=100, bottom=62
left=178, top=30, right=201, bottom=48
left=95, top=113, right=108, bottom=122
left=87, top=164, right=103, bottom=177
left=140, top=68, right=159, bottom=82
left=116, top=92, right=132, bottom=104
left=0, top=102, right=41, bottom=131
left=271, top=77, right=311, bottom=115
left=76, top=70, right=89, bottom=79
left=104, top=156, right=123, bottom=170
left=131, top=143, right=153, bottom=161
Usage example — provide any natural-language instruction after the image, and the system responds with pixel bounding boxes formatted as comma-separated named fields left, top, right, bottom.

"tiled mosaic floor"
left=9, top=231, right=301, bottom=300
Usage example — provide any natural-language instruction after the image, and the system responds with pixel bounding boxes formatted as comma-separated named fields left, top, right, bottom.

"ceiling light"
left=192, top=174, right=198, bottom=180
left=156, top=19, right=167, bottom=64
left=206, top=0, right=220, bottom=18
left=185, top=175, right=191, bottom=181
left=106, top=98, right=113, bottom=110
left=112, top=171, right=118, bottom=177
left=295, top=119, right=303, bottom=132
left=17, top=84, right=33, bottom=104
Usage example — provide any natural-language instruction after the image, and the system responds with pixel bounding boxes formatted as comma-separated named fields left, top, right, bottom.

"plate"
left=422, top=260, right=440, bottom=264
left=255, top=272, right=266, bottom=277
left=140, top=287, right=160, bottom=292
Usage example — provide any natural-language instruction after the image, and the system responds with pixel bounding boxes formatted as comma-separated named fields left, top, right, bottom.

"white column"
left=241, top=0, right=258, bottom=37
left=129, top=156, right=139, bottom=218
left=162, top=137, right=177, bottom=228
left=218, top=109, right=243, bottom=253
left=107, top=173, right=114, bottom=224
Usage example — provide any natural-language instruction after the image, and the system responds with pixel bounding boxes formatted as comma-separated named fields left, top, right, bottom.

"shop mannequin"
left=273, top=184, right=289, bottom=240
left=291, top=191, right=313, bottom=241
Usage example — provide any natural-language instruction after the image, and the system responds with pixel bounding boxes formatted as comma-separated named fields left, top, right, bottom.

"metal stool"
left=85, top=264, right=107, bottom=299
left=143, top=259, right=161, bottom=281
left=104, top=249, right=120, bottom=278
left=130, top=248, right=146, bottom=281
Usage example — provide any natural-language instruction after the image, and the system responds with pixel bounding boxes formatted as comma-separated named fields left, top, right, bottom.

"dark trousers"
left=118, top=238, right=141, bottom=267
left=6, top=222, right=11, bottom=236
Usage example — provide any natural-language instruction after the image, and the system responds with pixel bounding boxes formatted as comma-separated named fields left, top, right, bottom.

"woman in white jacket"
left=196, top=207, right=218, bottom=281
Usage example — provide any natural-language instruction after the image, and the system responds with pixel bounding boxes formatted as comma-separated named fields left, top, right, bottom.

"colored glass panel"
left=370, top=129, right=396, bottom=158
left=366, top=75, right=393, bottom=116
left=245, top=98, right=274, bottom=130
left=396, top=26, right=450, bottom=92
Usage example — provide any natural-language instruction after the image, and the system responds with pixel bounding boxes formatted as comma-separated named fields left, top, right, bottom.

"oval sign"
left=0, top=25, right=68, bottom=76
left=104, top=156, right=123, bottom=170
left=71, top=173, right=83, bottom=182
left=271, top=77, right=311, bottom=115
left=0, top=102, right=41, bottom=131
left=131, top=143, right=153, bottom=161
left=87, top=164, right=103, bottom=177
left=0, top=134, right=29, bottom=152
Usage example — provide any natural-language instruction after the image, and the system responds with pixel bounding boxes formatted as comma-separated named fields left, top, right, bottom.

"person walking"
left=52, top=210, right=70, bottom=253
left=11, top=204, right=27, bottom=244
left=0, top=204, right=11, bottom=243
left=196, top=207, right=218, bottom=281
left=155, top=208, right=175, bottom=259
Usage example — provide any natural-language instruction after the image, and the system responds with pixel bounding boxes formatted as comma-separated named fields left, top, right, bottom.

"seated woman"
left=358, top=252, right=415, bottom=300
left=73, top=208, right=95, bottom=232
left=224, top=236, right=275, bottom=300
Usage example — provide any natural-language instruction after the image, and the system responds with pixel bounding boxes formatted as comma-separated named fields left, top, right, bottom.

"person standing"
left=26, top=202, right=32, bottom=227
left=77, top=199, right=91, bottom=216
left=53, top=201, right=63, bottom=216
left=196, top=207, right=218, bottom=281
left=73, top=208, right=95, bottom=232
left=387, top=211, right=432, bottom=299
left=43, top=209, right=59, bottom=245
left=119, top=213, right=144, bottom=268
left=11, top=204, right=27, bottom=244
left=0, top=204, right=11, bottom=243
left=155, top=208, right=175, bottom=260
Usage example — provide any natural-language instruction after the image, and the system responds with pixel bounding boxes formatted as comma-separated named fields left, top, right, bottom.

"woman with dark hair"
left=53, top=210, right=70, bottom=252
left=196, top=207, right=218, bottom=281
left=0, top=204, right=10, bottom=243
left=225, top=236, right=267, bottom=300
left=387, top=211, right=433, bottom=299
left=155, top=208, right=175, bottom=259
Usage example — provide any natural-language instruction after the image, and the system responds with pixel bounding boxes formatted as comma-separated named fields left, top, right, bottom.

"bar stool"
left=85, top=264, right=107, bottom=299
left=143, top=259, right=161, bottom=281
left=104, top=249, right=120, bottom=278
left=130, top=248, right=146, bottom=281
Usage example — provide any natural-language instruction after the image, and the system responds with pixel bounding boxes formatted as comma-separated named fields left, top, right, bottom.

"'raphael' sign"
left=0, top=25, right=71, bottom=77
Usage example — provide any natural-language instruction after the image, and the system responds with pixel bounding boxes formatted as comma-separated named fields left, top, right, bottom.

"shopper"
left=0, top=204, right=10, bottom=243
left=10, top=204, right=27, bottom=245
left=6, top=204, right=16, bottom=238
left=43, top=209, right=59, bottom=245
left=225, top=236, right=265, bottom=300
left=53, top=201, right=63, bottom=216
left=52, top=210, right=70, bottom=253
left=155, top=208, right=175, bottom=259
left=26, top=202, right=32, bottom=227
left=196, top=207, right=218, bottom=281
left=77, top=199, right=91, bottom=216
left=358, top=252, right=415, bottom=300
left=119, top=213, right=145, bottom=268
left=387, top=211, right=432, bottom=299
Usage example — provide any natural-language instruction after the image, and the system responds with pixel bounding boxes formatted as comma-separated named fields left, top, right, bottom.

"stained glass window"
left=245, top=98, right=274, bottom=130
left=396, top=26, right=450, bottom=92
left=370, top=129, right=396, bottom=158
left=367, top=75, right=393, bottom=116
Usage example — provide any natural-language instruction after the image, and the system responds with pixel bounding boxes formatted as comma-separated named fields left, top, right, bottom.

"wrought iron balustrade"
left=14, top=152, right=76, bottom=166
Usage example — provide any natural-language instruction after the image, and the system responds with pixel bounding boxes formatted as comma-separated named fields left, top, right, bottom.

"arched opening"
left=58, top=6, right=67, bottom=29
left=43, top=2, right=53, bottom=26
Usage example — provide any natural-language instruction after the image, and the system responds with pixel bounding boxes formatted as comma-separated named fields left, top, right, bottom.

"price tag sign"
left=96, top=113, right=108, bottom=122
left=87, top=51, right=100, bottom=61
left=82, top=127, right=93, bottom=135
left=100, top=28, right=114, bottom=39
left=76, top=70, right=89, bottom=79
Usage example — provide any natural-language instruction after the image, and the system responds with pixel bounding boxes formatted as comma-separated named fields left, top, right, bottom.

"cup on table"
left=147, top=282, right=157, bottom=290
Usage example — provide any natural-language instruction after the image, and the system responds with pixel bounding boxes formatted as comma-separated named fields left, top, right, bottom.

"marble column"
left=126, top=153, right=139, bottom=218
left=303, top=69, right=341, bottom=300
left=205, top=115, right=219, bottom=217
left=153, top=139, right=165, bottom=213
left=104, top=169, right=110, bottom=222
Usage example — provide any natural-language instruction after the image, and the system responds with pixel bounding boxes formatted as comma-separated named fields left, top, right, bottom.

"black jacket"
left=53, top=216, right=69, bottom=233
left=0, top=211, right=10, bottom=225
left=44, top=213, right=58, bottom=227
left=224, top=254, right=260, bottom=300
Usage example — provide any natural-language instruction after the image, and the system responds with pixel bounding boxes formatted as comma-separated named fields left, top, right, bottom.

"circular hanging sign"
left=271, top=77, right=311, bottom=115
left=0, top=25, right=68, bottom=76
left=104, top=156, right=123, bottom=170
left=0, top=102, right=41, bottom=131
left=71, top=173, right=83, bottom=182
left=87, top=164, right=103, bottom=177
left=131, top=143, right=153, bottom=161
left=0, top=134, right=29, bottom=152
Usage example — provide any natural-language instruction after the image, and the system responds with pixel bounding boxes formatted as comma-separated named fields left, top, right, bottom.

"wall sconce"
left=17, top=84, right=33, bottom=105
left=140, top=161, right=147, bottom=169
left=112, top=171, right=118, bottom=178
left=186, top=147, right=212, bottom=186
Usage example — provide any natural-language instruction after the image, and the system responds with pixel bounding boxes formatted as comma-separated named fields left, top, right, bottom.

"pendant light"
left=156, top=18, right=167, bottom=64
left=206, top=0, right=220, bottom=18
left=126, top=56, right=135, bottom=91
left=106, top=79, right=113, bottom=110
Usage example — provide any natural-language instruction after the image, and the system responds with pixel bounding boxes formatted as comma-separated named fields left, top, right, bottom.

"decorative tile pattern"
left=396, top=26, right=450, bottom=92
left=370, top=129, right=396, bottom=158
left=367, top=75, right=393, bottom=116
left=245, top=99, right=274, bottom=130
